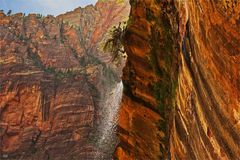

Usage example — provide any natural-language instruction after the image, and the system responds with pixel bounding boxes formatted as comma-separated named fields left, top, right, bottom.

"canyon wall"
left=0, top=0, right=129, bottom=159
left=57, top=0, right=130, bottom=58
left=1, top=0, right=239, bottom=159
left=171, top=0, right=240, bottom=159
left=116, top=0, right=240, bottom=159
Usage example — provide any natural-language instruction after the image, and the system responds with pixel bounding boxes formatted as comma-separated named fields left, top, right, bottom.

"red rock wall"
left=0, top=12, right=97, bottom=159
left=171, top=0, right=240, bottom=159
left=116, top=0, right=240, bottom=159
left=116, top=0, right=180, bottom=159
left=0, top=0, right=130, bottom=159
left=57, top=0, right=130, bottom=57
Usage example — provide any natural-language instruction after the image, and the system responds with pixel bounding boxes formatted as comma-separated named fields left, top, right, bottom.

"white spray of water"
left=94, top=81, right=123, bottom=159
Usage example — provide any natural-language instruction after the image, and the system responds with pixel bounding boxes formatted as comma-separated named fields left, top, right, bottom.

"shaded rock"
left=116, top=0, right=240, bottom=159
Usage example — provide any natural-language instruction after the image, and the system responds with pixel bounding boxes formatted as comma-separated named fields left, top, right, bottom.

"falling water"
left=94, top=81, right=123, bottom=159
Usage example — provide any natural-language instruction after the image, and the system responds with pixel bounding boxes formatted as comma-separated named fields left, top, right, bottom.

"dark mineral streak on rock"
left=116, top=0, right=240, bottom=159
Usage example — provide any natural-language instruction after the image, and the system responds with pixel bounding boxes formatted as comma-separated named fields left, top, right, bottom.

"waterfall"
left=94, top=81, right=123, bottom=160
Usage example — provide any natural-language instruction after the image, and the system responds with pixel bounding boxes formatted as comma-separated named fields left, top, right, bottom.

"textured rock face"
left=0, top=13, right=97, bottom=160
left=0, top=0, right=130, bottom=159
left=57, top=0, right=130, bottom=58
left=171, top=1, right=240, bottom=159
left=116, top=0, right=240, bottom=159
left=116, top=0, right=180, bottom=159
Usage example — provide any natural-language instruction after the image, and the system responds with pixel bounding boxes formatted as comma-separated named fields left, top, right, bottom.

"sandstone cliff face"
left=171, top=1, right=240, bottom=159
left=1, top=0, right=239, bottom=159
left=0, top=0, right=129, bottom=159
left=116, top=0, right=240, bottom=159
left=57, top=0, right=130, bottom=58
left=0, top=12, right=99, bottom=160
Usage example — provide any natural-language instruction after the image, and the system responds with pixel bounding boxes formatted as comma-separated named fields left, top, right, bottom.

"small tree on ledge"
left=7, top=10, right=12, bottom=16
left=103, top=22, right=127, bottom=62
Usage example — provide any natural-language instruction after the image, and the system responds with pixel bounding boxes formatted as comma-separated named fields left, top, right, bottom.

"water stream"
left=94, top=81, right=123, bottom=159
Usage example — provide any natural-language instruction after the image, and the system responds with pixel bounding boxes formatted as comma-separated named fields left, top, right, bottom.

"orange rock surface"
left=0, top=0, right=129, bottom=159
left=1, top=0, right=240, bottom=159
left=116, top=0, right=240, bottom=159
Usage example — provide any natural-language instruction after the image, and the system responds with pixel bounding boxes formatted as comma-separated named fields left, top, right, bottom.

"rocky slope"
left=57, top=0, right=130, bottom=59
left=0, top=0, right=129, bottom=159
left=116, top=0, right=240, bottom=159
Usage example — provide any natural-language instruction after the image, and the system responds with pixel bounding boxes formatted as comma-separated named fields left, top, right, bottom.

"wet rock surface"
left=116, top=0, right=240, bottom=159
left=171, top=0, right=240, bottom=159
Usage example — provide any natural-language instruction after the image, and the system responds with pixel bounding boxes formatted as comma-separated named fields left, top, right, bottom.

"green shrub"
left=103, top=22, right=127, bottom=62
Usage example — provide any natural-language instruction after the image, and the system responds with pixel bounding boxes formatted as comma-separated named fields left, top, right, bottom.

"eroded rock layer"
left=116, top=0, right=240, bottom=159
left=0, top=0, right=130, bottom=159
left=57, top=0, right=130, bottom=58
left=116, top=0, right=180, bottom=159
left=171, top=0, right=240, bottom=159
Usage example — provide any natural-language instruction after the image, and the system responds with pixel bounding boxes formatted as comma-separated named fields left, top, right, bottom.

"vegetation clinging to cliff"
left=103, top=22, right=127, bottom=63
left=148, top=3, right=180, bottom=159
